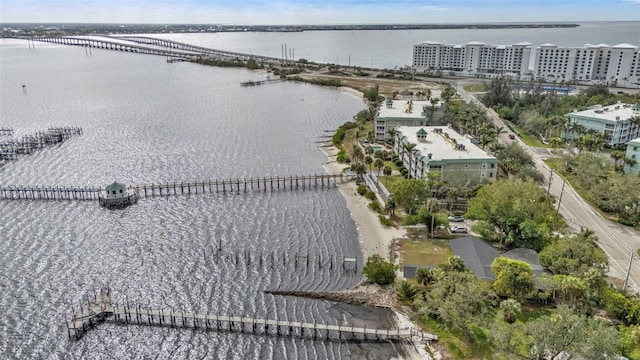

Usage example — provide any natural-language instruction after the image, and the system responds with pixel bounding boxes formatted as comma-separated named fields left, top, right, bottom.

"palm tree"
left=549, top=137, right=563, bottom=148
left=383, top=165, right=392, bottom=185
left=365, top=155, right=373, bottom=173
left=374, top=158, right=384, bottom=176
left=350, top=146, right=364, bottom=164
left=403, top=142, right=417, bottom=178
left=429, top=97, right=440, bottom=123
left=386, top=128, right=398, bottom=147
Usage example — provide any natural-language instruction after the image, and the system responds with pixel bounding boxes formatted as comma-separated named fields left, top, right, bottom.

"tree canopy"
left=391, top=178, right=430, bottom=214
left=538, top=229, right=608, bottom=278
left=466, top=177, right=564, bottom=251
left=490, top=257, right=535, bottom=300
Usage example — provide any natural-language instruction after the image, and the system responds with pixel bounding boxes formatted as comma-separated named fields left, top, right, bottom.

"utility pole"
left=547, top=168, right=553, bottom=195
left=623, top=250, right=639, bottom=292
left=556, top=179, right=566, bottom=214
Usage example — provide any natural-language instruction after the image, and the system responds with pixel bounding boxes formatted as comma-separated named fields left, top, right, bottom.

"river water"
left=0, top=39, right=375, bottom=359
left=1, top=21, right=638, bottom=359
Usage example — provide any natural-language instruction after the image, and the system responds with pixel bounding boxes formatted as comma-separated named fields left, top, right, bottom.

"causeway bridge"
left=23, top=35, right=285, bottom=64
left=67, top=289, right=437, bottom=343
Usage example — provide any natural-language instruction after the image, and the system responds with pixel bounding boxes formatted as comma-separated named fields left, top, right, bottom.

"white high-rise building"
left=534, top=43, right=640, bottom=86
left=412, top=41, right=532, bottom=76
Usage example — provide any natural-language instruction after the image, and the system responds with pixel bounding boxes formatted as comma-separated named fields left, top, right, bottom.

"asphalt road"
left=455, top=82, right=640, bottom=292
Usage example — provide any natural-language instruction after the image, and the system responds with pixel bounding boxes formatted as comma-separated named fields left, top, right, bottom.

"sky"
left=1, top=0, right=639, bottom=24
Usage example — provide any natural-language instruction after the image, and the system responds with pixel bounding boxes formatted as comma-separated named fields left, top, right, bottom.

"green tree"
left=494, top=143, right=539, bottom=180
left=362, top=254, right=396, bottom=285
left=499, top=299, right=522, bottom=324
left=391, top=178, right=430, bottom=214
left=416, top=270, right=492, bottom=343
left=466, top=177, right=564, bottom=250
left=538, top=229, right=608, bottom=278
left=483, top=76, right=513, bottom=108
left=374, top=158, right=384, bottom=176
left=491, top=257, right=535, bottom=300
left=525, top=305, right=620, bottom=360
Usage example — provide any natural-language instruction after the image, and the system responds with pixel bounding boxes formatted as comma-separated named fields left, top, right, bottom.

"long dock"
left=240, top=79, right=283, bottom=87
left=0, top=173, right=353, bottom=202
left=135, top=173, right=349, bottom=199
left=67, top=289, right=437, bottom=343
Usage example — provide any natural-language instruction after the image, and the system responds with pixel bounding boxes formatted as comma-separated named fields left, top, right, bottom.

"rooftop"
left=569, top=103, right=638, bottom=122
left=450, top=237, right=498, bottom=280
left=377, top=100, right=443, bottom=119
left=395, top=126, right=497, bottom=162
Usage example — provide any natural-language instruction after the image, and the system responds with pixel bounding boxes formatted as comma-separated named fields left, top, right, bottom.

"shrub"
left=394, top=159, right=404, bottom=167
left=404, top=214, right=421, bottom=226
left=357, top=184, right=368, bottom=195
left=369, top=200, right=382, bottom=213
left=379, top=215, right=394, bottom=227
left=365, top=190, right=376, bottom=200
left=336, top=150, right=350, bottom=163
left=363, top=254, right=396, bottom=285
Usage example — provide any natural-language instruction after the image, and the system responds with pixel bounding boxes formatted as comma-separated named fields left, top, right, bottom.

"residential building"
left=625, top=137, right=640, bottom=175
left=564, top=103, right=640, bottom=147
left=534, top=43, right=640, bottom=86
left=374, top=99, right=445, bottom=141
left=412, top=41, right=532, bottom=76
left=393, top=126, right=499, bottom=179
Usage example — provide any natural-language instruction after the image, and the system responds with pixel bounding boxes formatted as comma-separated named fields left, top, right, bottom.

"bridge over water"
left=22, top=35, right=285, bottom=64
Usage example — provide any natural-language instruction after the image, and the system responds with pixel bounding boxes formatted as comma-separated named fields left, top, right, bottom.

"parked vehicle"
left=449, top=225, right=468, bottom=233
left=508, top=133, right=516, bottom=140
left=448, top=215, right=464, bottom=222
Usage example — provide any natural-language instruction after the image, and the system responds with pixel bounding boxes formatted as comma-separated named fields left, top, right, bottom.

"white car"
left=449, top=225, right=468, bottom=234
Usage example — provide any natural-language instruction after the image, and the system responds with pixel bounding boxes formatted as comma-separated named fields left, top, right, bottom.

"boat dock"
left=67, top=289, right=437, bottom=343
left=0, top=126, right=82, bottom=162
left=240, top=79, right=283, bottom=87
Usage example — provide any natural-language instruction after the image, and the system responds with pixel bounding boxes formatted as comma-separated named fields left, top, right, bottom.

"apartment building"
left=564, top=103, right=640, bottom=147
left=412, top=41, right=532, bottom=76
left=625, top=137, right=640, bottom=175
left=534, top=43, right=639, bottom=86
left=394, top=126, right=499, bottom=180
left=374, top=99, right=445, bottom=141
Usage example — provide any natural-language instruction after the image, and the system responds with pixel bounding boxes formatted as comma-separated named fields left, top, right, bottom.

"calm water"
left=0, top=39, right=372, bottom=359
left=152, top=21, right=640, bottom=69
left=1, top=21, right=638, bottom=359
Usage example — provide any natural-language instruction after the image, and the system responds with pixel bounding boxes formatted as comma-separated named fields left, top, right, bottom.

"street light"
left=623, top=250, right=640, bottom=292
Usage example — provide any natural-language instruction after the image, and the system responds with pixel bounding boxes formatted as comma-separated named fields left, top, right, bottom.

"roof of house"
left=449, top=237, right=498, bottom=280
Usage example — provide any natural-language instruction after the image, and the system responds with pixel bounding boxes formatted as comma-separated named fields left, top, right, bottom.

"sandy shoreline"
left=321, top=147, right=404, bottom=260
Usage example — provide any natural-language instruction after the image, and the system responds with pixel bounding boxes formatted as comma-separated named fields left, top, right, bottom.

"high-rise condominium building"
left=412, top=41, right=532, bottom=76
left=534, top=43, right=639, bottom=86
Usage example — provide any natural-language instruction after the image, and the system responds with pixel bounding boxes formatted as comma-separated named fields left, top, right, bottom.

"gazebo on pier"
left=98, top=182, right=138, bottom=208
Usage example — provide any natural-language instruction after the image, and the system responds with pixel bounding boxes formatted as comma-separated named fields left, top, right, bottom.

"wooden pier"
left=0, top=173, right=354, bottom=202
left=240, top=79, right=284, bottom=87
left=0, top=126, right=82, bottom=161
left=67, top=289, right=437, bottom=343
left=0, top=185, right=100, bottom=200
left=134, top=173, right=351, bottom=199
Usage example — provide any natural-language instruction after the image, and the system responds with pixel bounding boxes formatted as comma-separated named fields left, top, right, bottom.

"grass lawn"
left=463, top=84, right=485, bottom=92
left=397, top=228, right=452, bottom=266
left=379, top=174, right=404, bottom=190
left=416, top=317, right=494, bottom=360
left=511, top=124, right=550, bottom=148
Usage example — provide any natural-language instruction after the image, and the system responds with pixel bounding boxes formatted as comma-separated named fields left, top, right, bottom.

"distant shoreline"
left=0, top=23, right=580, bottom=37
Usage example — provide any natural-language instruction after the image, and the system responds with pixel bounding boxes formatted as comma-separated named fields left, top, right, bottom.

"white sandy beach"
left=321, top=149, right=404, bottom=260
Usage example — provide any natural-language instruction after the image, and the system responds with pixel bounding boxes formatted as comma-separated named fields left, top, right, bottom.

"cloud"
left=420, top=5, right=449, bottom=11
